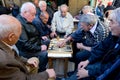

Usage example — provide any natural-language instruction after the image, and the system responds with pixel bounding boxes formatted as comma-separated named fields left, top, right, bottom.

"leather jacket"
left=16, top=14, right=42, bottom=53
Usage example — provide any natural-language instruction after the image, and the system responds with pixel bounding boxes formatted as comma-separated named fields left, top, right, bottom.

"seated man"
left=32, top=11, right=51, bottom=47
left=58, top=14, right=109, bottom=69
left=51, top=4, right=74, bottom=38
left=63, top=7, right=120, bottom=80
left=36, top=0, right=54, bottom=25
left=0, top=14, right=56, bottom=80
left=16, top=2, right=48, bottom=72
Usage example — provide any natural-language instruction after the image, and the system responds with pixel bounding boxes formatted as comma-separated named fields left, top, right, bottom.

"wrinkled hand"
left=78, top=60, right=89, bottom=69
left=27, top=57, right=39, bottom=67
left=47, top=24, right=51, bottom=28
left=50, top=32, right=57, bottom=38
left=41, top=45, right=47, bottom=51
left=57, top=40, right=66, bottom=48
left=42, top=36, right=48, bottom=40
left=77, top=43, right=85, bottom=49
left=46, top=69, right=56, bottom=78
left=64, top=35, right=67, bottom=39
left=77, top=68, right=89, bottom=79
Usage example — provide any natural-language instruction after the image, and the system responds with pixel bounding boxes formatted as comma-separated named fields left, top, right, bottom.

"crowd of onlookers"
left=0, top=0, right=120, bottom=80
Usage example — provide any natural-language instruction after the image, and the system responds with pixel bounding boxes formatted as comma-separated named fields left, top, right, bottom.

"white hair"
left=20, top=2, right=36, bottom=13
left=38, top=1, right=47, bottom=8
left=82, top=5, right=93, bottom=13
left=109, top=8, right=120, bottom=25
left=0, top=15, right=21, bottom=39
left=60, top=4, right=68, bottom=11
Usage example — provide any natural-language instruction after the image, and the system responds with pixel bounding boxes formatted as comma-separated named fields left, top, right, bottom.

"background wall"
left=69, top=0, right=89, bottom=16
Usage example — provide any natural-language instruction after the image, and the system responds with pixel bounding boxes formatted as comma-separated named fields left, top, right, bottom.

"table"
left=48, top=38, right=72, bottom=77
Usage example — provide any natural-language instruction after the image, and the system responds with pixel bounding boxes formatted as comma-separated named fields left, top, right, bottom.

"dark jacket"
left=97, top=58, right=120, bottom=80
left=71, top=20, right=109, bottom=47
left=35, top=8, right=53, bottom=25
left=11, top=4, right=19, bottom=17
left=32, top=15, right=51, bottom=37
left=88, top=33, right=120, bottom=77
left=0, top=41, right=48, bottom=80
left=0, top=5, right=11, bottom=15
left=16, top=14, right=42, bottom=53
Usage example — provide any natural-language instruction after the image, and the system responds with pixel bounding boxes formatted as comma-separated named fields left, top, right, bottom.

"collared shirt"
left=2, top=41, right=12, bottom=49
left=90, top=21, right=97, bottom=34
left=2, top=41, right=19, bottom=55
left=51, top=11, right=74, bottom=36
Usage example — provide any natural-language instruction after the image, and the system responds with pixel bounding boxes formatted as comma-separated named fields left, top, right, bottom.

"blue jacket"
left=97, top=58, right=120, bottom=80
left=87, top=33, right=120, bottom=77
left=88, top=33, right=120, bottom=64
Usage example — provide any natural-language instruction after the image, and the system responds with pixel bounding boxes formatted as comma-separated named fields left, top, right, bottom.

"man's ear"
left=8, top=33, right=15, bottom=42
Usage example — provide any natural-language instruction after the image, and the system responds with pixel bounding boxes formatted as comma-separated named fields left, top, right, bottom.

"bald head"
left=0, top=15, right=22, bottom=45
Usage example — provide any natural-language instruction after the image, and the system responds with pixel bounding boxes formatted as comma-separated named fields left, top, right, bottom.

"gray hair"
left=40, top=11, right=49, bottom=17
left=79, top=14, right=97, bottom=25
left=109, top=8, right=120, bottom=25
left=39, top=1, right=47, bottom=8
left=0, top=15, right=21, bottom=39
left=82, top=5, right=93, bottom=13
left=20, top=2, right=35, bottom=13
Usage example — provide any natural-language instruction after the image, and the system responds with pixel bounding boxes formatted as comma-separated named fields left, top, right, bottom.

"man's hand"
left=41, top=45, right=47, bottom=51
left=27, top=57, right=39, bottom=67
left=46, top=69, right=56, bottom=79
left=77, top=43, right=92, bottom=51
left=57, top=40, right=66, bottom=48
left=64, top=35, right=68, bottom=39
left=50, top=32, right=57, bottom=38
left=78, top=60, right=89, bottom=69
left=77, top=68, right=89, bottom=79
left=42, top=36, right=48, bottom=40
left=77, top=43, right=85, bottom=49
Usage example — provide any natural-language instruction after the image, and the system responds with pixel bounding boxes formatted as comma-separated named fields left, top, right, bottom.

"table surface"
left=48, top=38, right=72, bottom=58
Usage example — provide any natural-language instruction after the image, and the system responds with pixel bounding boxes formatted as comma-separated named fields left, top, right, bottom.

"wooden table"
left=48, top=38, right=72, bottom=77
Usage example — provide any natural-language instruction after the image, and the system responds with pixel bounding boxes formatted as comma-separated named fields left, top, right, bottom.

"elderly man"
left=16, top=2, right=48, bottom=72
left=37, top=0, right=54, bottom=25
left=51, top=4, right=74, bottom=38
left=62, top=7, right=120, bottom=80
left=58, top=14, right=109, bottom=70
left=0, top=15, right=56, bottom=80
left=32, top=11, right=51, bottom=47
left=36, top=0, right=47, bottom=15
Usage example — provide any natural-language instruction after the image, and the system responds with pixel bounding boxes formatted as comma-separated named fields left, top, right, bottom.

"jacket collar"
left=90, top=21, right=98, bottom=34
left=0, top=41, right=15, bottom=57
